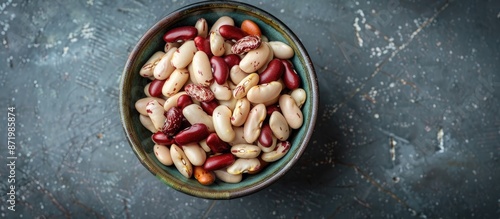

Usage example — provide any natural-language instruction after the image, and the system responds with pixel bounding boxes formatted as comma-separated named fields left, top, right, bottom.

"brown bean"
left=241, top=19, right=261, bottom=36
left=259, top=59, right=284, bottom=84
left=194, top=166, right=215, bottom=185
left=203, top=153, right=235, bottom=171
left=174, top=123, right=210, bottom=146
left=163, top=26, right=197, bottom=43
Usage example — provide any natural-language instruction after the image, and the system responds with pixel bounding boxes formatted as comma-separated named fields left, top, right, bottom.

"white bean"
left=171, top=40, right=196, bottom=69
left=182, top=104, right=215, bottom=132
left=233, top=73, right=259, bottom=99
left=269, top=111, right=291, bottom=141
left=154, top=144, right=173, bottom=166
left=139, top=114, right=157, bottom=133
left=162, top=68, right=189, bottom=97
left=231, top=98, right=250, bottom=127
left=230, top=144, right=261, bottom=158
left=246, top=81, right=282, bottom=104
left=243, top=103, right=266, bottom=143
left=140, top=51, right=165, bottom=78
left=213, top=105, right=235, bottom=142
left=170, top=144, right=193, bottom=178
left=210, top=31, right=225, bottom=57
left=278, top=94, right=303, bottom=129
left=290, top=88, right=306, bottom=108
left=227, top=158, right=261, bottom=175
left=195, top=18, right=208, bottom=38
left=210, top=81, right=232, bottom=101
left=214, top=168, right=242, bottom=183
left=163, top=91, right=186, bottom=112
left=209, top=16, right=234, bottom=33
left=154, top=47, right=177, bottom=80
left=268, top=41, right=294, bottom=59
left=182, top=142, right=207, bottom=166
left=261, top=141, right=291, bottom=162
left=239, top=42, right=271, bottom=73
left=192, top=51, right=213, bottom=87
left=145, top=99, right=166, bottom=131
left=135, top=97, right=165, bottom=116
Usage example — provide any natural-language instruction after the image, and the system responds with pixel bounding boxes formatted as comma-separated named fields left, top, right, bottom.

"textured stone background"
left=0, top=0, right=499, bottom=218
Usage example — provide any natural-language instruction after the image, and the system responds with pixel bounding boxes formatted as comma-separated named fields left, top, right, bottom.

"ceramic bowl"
left=120, top=0, right=318, bottom=199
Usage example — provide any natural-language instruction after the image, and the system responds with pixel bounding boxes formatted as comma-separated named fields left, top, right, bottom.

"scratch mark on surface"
left=437, top=127, right=444, bottom=153
left=201, top=200, right=217, bottom=219
left=389, top=137, right=397, bottom=161
left=331, top=1, right=450, bottom=114
left=33, top=178, right=71, bottom=218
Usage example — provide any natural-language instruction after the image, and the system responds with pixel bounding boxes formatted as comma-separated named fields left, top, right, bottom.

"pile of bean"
left=135, top=16, right=306, bottom=185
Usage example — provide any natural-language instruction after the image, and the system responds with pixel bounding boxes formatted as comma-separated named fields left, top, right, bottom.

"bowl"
left=119, top=0, right=318, bottom=199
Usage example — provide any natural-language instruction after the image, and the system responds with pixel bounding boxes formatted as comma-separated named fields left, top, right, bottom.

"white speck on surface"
left=280, top=9, right=285, bottom=13
left=374, top=113, right=379, bottom=119
left=353, top=10, right=366, bottom=47
left=86, top=0, right=94, bottom=5
left=437, top=128, right=444, bottom=153
left=81, top=23, right=95, bottom=39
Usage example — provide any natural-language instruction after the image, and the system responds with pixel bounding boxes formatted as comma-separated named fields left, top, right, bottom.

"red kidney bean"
left=174, top=123, right=210, bottom=146
left=162, top=107, right=183, bottom=136
left=163, top=26, right=197, bottom=43
left=210, top=56, right=229, bottom=85
left=223, top=54, right=241, bottom=69
left=259, top=59, right=284, bottom=84
left=206, top=133, right=230, bottom=153
left=148, top=79, right=166, bottom=97
left=231, top=35, right=261, bottom=55
left=184, top=84, right=215, bottom=102
left=176, top=94, right=193, bottom=110
left=194, top=36, right=213, bottom=58
left=266, top=104, right=281, bottom=115
left=203, top=153, right=235, bottom=171
left=200, top=99, right=219, bottom=116
left=152, top=131, right=175, bottom=145
left=258, top=123, right=273, bottom=148
left=281, top=59, right=300, bottom=90
left=218, top=25, right=247, bottom=41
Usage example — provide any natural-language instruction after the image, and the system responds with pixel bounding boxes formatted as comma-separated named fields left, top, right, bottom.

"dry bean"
left=139, top=114, right=157, bottom=133
left=146, top=99, right=166, bottom=131
left=176, top=94, right=193, bottom=110
left=259, top=59, right=284, bottom=84
left=227, top=158, right=260, bottom=174
left=230, top=98, right=250, bottom=127
left=154, top=47, right=177, bottom=80
left=228, top=126, right=247, bottom=146
left=209, top=16, right=234, bottom=33
left=223, top=54, right=241, bottom=69
left=257, top=135, right=277, bottom=153
left=192, top=51, right=214, bottom=86
left=278, top=94, right=303, bottom=129
left=231, top=35, right=261, bottom=55
left=229, top=65, right=248, bottom=85
left=290, top=88, right=306, bottom=108
left=194, top=166, right=215, bottom=185
left=143, top=83, right=152, bottom=97
left=214, top=168, right=242, bottom=183
left=210, top=81, right=232, bottom=101
left=243, top=103, right=266, bottom=143
left=174, top=123, right=210, bottom=146
left=161, top=107, right=183, bottom=136
left=152, top=131, right=175, bottom=146
left=281, top=59, right=300, bottom=90
left=195, top=18, right=209, bottom=38
left=206, top=132, right=230, bottom=153
left=258, top=123, right=273, bottom=148
left=211, top=56, right=229, bottom=85
left=230, top=144, right=261, bottom=158
left=210, top=31, right=225, bottom=57
left=154, top=144, right=173, bottom=166
left=182, top=142, right=207, bottom=166
left=199, top=139, right=211, bottom=153
left=184, top=83, right=215, bottom=102
left=148, top=79, right=166, bottom=97
left=171, top=40, right=196, bottom=69
left=241, top=19, right=261, bottom=36
left=213, top=105, right=236, bottom=143
left=239, top=42, right=271, bottom=73
left=162, top=68, right=189, bottom=97
left=140, top=51, right=164, bottom=78
left=246, top=81, right=282, bottom=104
left=261, top=141, right=291, bottom=162
left=203, top=153, right=235, bottom=171
left=219, top=25, right=248, bottom=41
left=269, top=111, right=291, bottom=141
left=163, top=91, right=186, bottom=112
left=163, top=26, right=197, bottom=43
left=258, top=42, right=275, bottom=73
left=194, top=36, right=213, bottom=58
left=233, top=73, right=259, bottom=99
left=170, top=144, right=193, bottom=178
left=135, top=97, right=165, bottom=116
left=164, top=42, right=181, bottom=52
left=269, top=41, right=294, bottom=59
left=199, top=99, right=218, bottom=115
left=218, top=95, right=238, bottom=111
left=182, top=104, right=215, bottom=132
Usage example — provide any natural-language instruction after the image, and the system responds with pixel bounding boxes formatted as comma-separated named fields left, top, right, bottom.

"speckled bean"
left=146, top=99, right=166, bottom=131
left=210, top=31, right=225, bottom=57
left=261, top=141, right=291, bottom=162
left=269, top=111, right=291, bottom=141
left=170, top=144, right=193, bottom=178
left=162, top=68, right=189, bottom=97
left=230, top=144, right=261, bottom=158
left=135, top=97, right=165, bottom=116
left=230, top=98, right=250, bottom=127
left=246, top=81, right=282, bottom=104
left=171, top=40, right=196, bottom=69
left=182, top=104, right=215, bottom=132
left=227, top=158, right=260, bottom=174
left=269, top=41, right=294, bottom=59
left=154, top=47, right=177, bottom=80
left=192, top=51, right=214, bottom=86
left=213, top=105, right=236, bottom=143
left=140, top=51, right=165, bottom=78
left=278, top=94, right=303, bottom=129
left=239, top=42, right=271, bottom=73
left=195, top=18, right=209, bottom=38
left=182, top=142, right=207, bottom=166
left=233, top=73, right=259, bottom=99
left=154, top=144, right=173, bottom=166
left=163, top=91, right=186, bottom=112
left=210, top=81, right=232, bottom=101
left=243, top=103, right=266, bottom=143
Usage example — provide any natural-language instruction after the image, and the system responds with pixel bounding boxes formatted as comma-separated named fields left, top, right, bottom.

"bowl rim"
left=119, top=0, right=319, bottom=199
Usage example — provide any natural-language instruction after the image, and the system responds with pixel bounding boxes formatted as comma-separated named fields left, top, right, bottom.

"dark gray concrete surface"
left=1, top=0, right=499, bottom=218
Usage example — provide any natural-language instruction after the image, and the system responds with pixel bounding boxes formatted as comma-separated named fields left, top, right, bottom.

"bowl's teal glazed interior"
left=120, top=1, right=318, bottom=199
